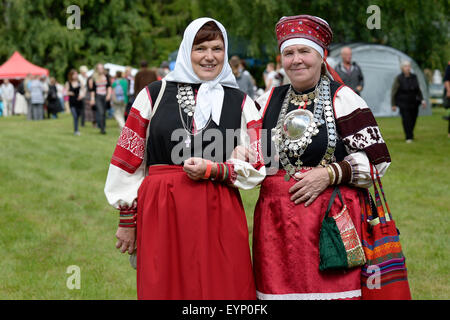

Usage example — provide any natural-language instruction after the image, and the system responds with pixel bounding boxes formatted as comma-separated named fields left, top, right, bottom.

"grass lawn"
left=0, top=108, right=449, bottom=299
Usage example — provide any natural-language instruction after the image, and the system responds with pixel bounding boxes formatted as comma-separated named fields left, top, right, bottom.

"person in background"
left=105, top=68, right=114, bottom=119
left=0, top=85, right=3, bottom=116
left=124, top=66, right=135, bottom=121
left=40, top=76, right=49, bottom=99
left=264, top=62, right=280, bottom=92
left=89, top=63, right=111, bottom=134
left=78, top=65, right=90, bottom=127
left=28, top=75, right=45, bottom=120
left=443, top=61, right=450, bottom=138
left=229, top=55, right=255, bottom=99
left=134, top=60, right=158, bottom=97
left=54, top=80, right=65, bottom=114
left=158, top=61, right=171, bottom=80
left=23, top=74, right=32, bottom=120
left=335, top=47, right=364, bottom=95
left=111, top=70, right=128, bottom=129
left=391, top=60, right=426, bottom=143
left=66, top=69, right=84, bottom=135
left=47, top=77, right=61, bottom=119
left=1, top=79, right=15, bottom=117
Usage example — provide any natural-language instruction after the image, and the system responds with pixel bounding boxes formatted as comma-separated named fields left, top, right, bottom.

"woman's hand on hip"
left=183, top=157, right=207, bottom=180
left=288, top=167, right=330, bottom=207
left=115, top=227, right=136, bottom=254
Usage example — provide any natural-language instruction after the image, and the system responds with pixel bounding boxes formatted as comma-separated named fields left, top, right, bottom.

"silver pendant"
left=282, top=109, right=314, bottom=140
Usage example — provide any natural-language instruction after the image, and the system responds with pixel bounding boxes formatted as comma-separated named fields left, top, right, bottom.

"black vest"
left=146, top=81, right=245, bottom=166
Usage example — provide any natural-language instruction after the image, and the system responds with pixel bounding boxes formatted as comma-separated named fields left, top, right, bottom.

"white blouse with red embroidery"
left=104, top=86, right=266, bottom=214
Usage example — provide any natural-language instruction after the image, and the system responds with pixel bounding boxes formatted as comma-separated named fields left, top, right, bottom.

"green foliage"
left=0, top=0, right=448, bottom=82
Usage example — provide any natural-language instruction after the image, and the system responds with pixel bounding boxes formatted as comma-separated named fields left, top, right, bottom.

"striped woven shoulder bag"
left=360, top=164, right=412, bottom=300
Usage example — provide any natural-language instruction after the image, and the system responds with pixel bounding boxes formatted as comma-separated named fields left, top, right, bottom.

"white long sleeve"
left=227, top=95, right=266, bottom=189
left=104, top=88, right=152, bottom=211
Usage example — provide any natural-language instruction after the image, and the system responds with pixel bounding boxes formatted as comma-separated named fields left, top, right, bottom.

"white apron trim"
left=256, top=289, right=361, bottom=300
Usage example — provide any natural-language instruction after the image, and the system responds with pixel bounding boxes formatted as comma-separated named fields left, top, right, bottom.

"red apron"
left=136, top=165, right=255, bottom=300
left=253, top=170, right=362, bottom=300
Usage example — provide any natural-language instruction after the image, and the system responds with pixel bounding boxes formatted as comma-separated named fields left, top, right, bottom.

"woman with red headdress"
left=252, top=15, right=391, bottom=300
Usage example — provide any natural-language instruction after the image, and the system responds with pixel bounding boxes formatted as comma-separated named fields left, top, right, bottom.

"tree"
left=0, top=0, right=448, bottom=82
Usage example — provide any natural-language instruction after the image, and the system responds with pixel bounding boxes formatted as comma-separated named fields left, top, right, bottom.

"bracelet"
left=211, top=163, right=221, bottom=181
left=203, top=160, right=212, bottom=179
left=326, top=165, right=335, bottom=185
left=216, top=163, right=221, bottom=180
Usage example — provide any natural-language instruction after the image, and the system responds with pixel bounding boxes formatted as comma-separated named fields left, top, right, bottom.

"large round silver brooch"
left=282, top=109, right=315, bottom=141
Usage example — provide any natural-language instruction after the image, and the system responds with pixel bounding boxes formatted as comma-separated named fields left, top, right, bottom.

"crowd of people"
left=0, top=61, right=171, bottom=135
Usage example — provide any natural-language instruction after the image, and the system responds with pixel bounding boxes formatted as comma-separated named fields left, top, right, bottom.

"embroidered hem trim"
left=256, top=289, right=361, bottom=300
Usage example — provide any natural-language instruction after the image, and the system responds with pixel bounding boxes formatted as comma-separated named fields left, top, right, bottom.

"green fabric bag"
left=319, top=187, right=348, bottom=271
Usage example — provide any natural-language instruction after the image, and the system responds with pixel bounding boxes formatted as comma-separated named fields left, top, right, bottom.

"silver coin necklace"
left=177, top=83, right=211, bottom=148
left=271, top=76, right=337, bottom=181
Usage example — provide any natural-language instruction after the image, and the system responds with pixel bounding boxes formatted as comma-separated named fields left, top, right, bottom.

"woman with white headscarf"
left=104, top=18, right=265, bottom=299
left=252, top=15, right=391, bottom=300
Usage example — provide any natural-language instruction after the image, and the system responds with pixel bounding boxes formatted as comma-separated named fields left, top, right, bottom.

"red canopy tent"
left=0, top=51, right=49, bottom=80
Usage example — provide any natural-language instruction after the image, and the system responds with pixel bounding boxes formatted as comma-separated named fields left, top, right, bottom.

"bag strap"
left=151, top=79, right=166, bottom=118
left=369, top=164, right=392, bottom=223
left=325, top=186, right=344, bottom=218
left=374, top=166, right=392, bottom=220
left=144, top=80, right=166, bottom=176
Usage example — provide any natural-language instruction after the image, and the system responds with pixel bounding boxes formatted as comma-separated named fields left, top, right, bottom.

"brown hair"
left=193, top=21, right=224, bottom=46
left=67, top=69, right=77, bottom=82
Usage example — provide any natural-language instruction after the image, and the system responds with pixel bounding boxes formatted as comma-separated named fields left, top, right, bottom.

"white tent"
left=87, top=63, right=138, bottom=78
left=328, top=44, right=431, bottom=117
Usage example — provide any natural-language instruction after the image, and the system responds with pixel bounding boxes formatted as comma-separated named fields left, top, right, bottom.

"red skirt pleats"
left=252, top=171, right=362, bottom=300
left=136, top=165, right=256, bottom=300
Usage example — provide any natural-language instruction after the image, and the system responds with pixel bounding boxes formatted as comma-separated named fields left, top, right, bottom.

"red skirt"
left=252, top=170, right=362, bottom=300
left=136, top=165, right=256, bottom=300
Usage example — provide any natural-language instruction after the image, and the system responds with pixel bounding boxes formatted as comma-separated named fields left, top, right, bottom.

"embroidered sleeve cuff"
left=225, top=162, right=237, bottom=185
left=118, top=206, right=137, bottom=228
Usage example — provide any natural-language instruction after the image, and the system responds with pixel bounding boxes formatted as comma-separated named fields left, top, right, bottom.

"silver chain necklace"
left=177, top=83, right=211, bottom=148
left=271, top=76, right=337, bottom=181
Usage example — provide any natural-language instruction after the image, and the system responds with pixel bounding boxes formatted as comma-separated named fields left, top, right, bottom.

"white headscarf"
left=164, top=17, right=238, bottom=130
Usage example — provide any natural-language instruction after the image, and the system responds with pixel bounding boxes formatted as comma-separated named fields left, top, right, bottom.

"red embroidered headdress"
left=276, top=15, right=333, bottom=52
left=276, top=15, right=343, bottom=83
